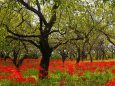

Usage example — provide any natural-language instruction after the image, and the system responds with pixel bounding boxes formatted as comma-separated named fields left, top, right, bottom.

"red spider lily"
left=111, top=69, right=115, bottom=74
left=13, top=77, right=36, bottom=83
left=89, top=67, right=97, bottom=72
left=0, top=75, right=7, bottom=80
left=105, top=77, right=115, bottom=86
left=24, top=77, right=36, bottom=83
left=37, top=73, right=43, bottom=77
left=58, top=66, right=65, bottom=72
left=36, top=66, right=45, bottom=71
left=60, top=78, right=66, bottom=86
left=37, top=73, right=49, bottom=79
left=0, top=66, right=14, bottom=73
left=97, top=69, right=104, bottom=72
left=0, top=58, right=115, bottom=84
left=49, top=69, right=55, bottom=73
left=66, top=64, right=76, bottom=75
left=78, top=72, right=84, bottom=77
left=8, top=70, right=23, bottom=80
left=106, top=82, right=115, bottom=86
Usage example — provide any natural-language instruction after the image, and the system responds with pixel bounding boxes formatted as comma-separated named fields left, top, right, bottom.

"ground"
left=0, top=58, right=115, bottom=86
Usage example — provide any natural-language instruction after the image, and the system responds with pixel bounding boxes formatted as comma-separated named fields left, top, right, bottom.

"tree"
left=0, top=0, right=114, bottom=79
left=0, top=0, right=84, bottom=79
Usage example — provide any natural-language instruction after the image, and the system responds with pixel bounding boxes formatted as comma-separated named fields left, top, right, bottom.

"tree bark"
left=76, top=47, right=81, bottom=63
left=89, top=52, right=93, bottom=62
left=60, top=49, right=68, bottom=64
left=39, top=37, right=53, bottom=79
left=39, top=52, right=51, bottom=79
left=96, top=50, right=99, bottom=60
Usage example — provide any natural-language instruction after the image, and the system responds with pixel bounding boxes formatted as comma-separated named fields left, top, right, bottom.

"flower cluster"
left=0, top=58, right=115, bottom=85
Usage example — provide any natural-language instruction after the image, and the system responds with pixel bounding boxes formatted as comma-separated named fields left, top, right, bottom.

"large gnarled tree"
left=0, top=0, right=83, bottom=79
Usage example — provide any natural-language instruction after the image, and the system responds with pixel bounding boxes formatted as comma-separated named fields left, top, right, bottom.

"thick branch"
left=47, top=3, right=59, bottom=32
left=15, top=12, right=25, bottom=28
left=3, top=24, right=40, bottom=38
left=53, top=37, right=84, bottom=50
left=6, top=36, right=40, bottom=48
left=36, top=0, right=40, bottom=11
left=17, top=0, right=47, bottom=25
left=47, top=30, right=59, bottom=35
left=98, top=30, right=115, bottom=46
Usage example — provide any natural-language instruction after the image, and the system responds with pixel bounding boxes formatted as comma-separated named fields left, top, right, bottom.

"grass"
left=0, top=58, right=115, bottom=86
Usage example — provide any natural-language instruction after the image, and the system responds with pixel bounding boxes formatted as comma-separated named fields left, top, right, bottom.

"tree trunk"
left=13, top=50, right=18, bottom=67
left=60, top=50, right=68, bottom=64
left=89, top=52, right=93, bottom=62
left=111, top=49, right=114, bottom=59
left=76, top=47, right=81, bottom=63
left=81, top=50, right=85, bottom=61
left=102, top=50, right=105, bottom=60
left=39, top=38, right=52, bottom=79
left=39, top=50, right=52, bottom=79
left=12, top=49, right=25, bottom=69
left=96, top=51, right=98, bottom=60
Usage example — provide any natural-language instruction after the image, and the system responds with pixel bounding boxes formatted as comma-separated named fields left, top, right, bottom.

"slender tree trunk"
left=89, top=52, right=93, bottom=62
left=60, top=50, right=68, bottom=64
left=12, top=49, right=25, bottom=69
left=0, top=52, right=4, bottom=59
left=13, top=50, right=18, bottom=67
left=102, top=50, right=105, bottom=60
left=76, top=47, right=81, bottom=63
left=4, top=52, right=10, bottom=61
left=111, top=50, right=114, bottom=59
left=96, top=51, right=98, bottom=60
left=99, top=51, right=101, bottom=60
left=81, top=50, right=85, bottom=61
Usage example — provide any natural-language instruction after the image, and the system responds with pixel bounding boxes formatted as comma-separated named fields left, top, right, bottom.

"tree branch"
left=47, top=30, right=59, bottom=35
left=98, top=30, right=115, bottom=46
left=6, top=36, right=40, bottom=48
left=2, top=23, right=40, bottom=38
left=21, top=41, right=28, bottom=53
left=47, top=2, right=59, bottom=32
left=53, top=37, right=84, bottom=50
left=17, top=0, right=47, bottom=25
left=36, top=0, right=40, bottom=11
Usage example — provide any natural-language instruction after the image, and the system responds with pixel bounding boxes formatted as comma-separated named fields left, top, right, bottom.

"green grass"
left=0, top=72, right=114, bottom=86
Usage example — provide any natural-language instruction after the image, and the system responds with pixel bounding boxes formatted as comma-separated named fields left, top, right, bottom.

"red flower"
left=0, top=75, right=7, bottom=80
left=36, top=66, right=44, bottom=70
left=8, top=70, right=23, bottom=80
left=78, top=72, right=84, bottom=77
left=106, top=82, right=115, bottom=86
left=24, top=77, right=36, bottom=83
left=60, top=78, right=66, bottom=86
left=105, top=77, right=115, bottom=86
left=111, top=69, right=115, bottom=74
left=37, top=73, right=43, bottom=77
left=67, top=65, right=76, bottom=75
